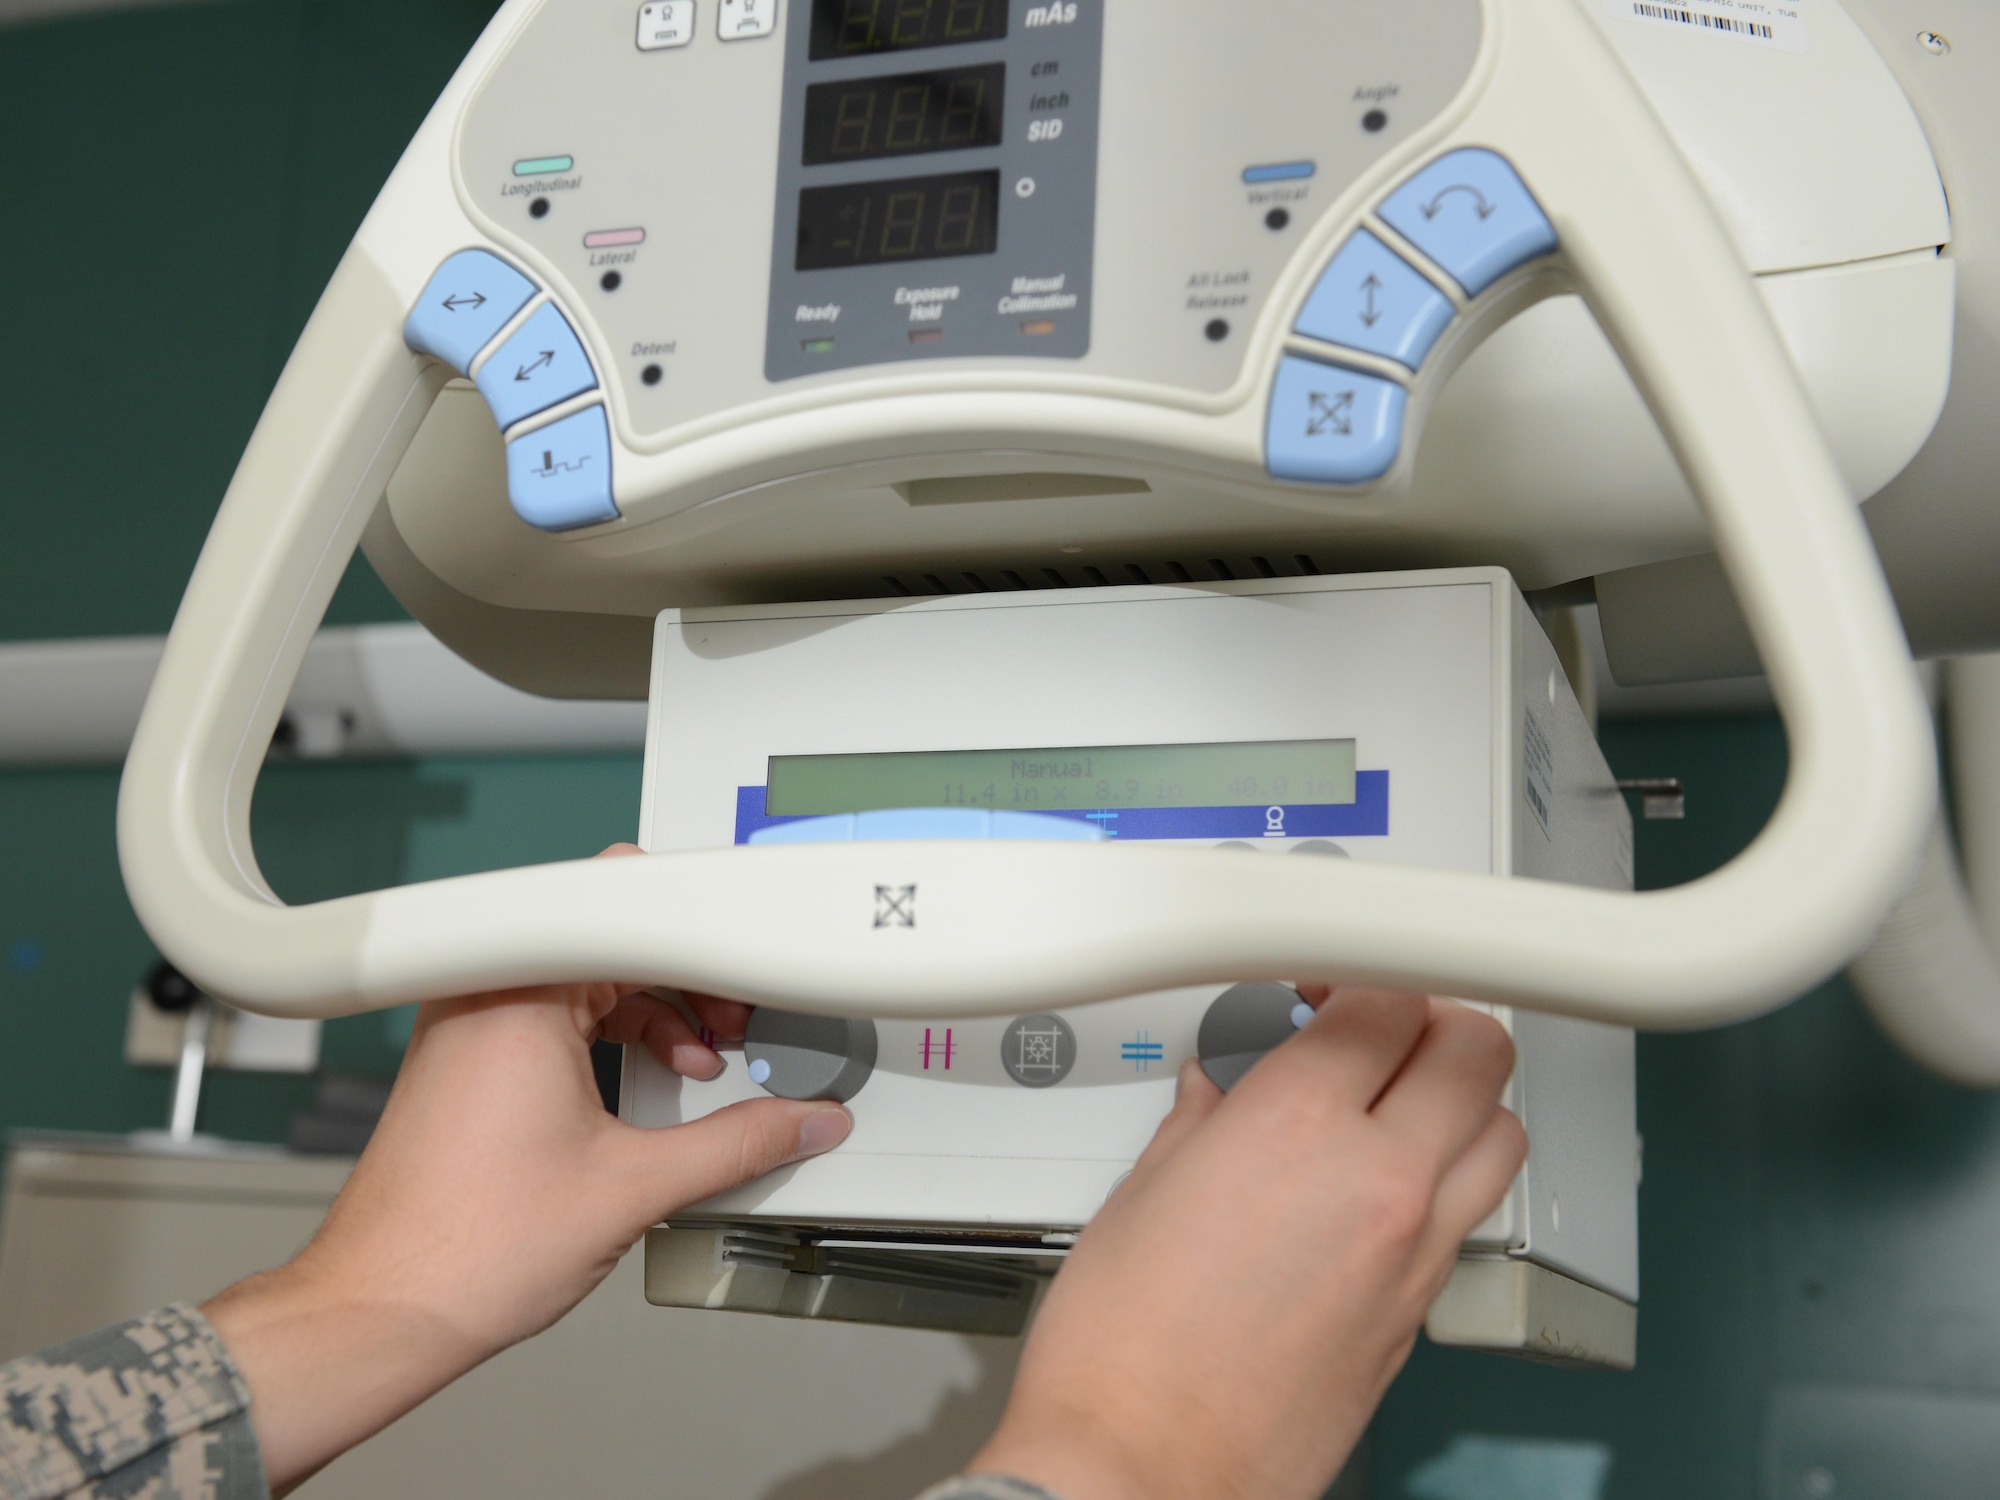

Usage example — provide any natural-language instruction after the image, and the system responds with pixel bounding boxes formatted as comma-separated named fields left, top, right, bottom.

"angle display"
left=795, top=168, right=1000, bottom=269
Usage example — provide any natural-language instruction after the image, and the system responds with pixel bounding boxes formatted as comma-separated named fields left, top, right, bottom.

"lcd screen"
left=795, top=168, right=1000, bottom=270
left=810, top=0, right=1008, bottom=60
left=802, top=63, right=1004, bottom=165
left=766, top=740, right=1360, bottom=815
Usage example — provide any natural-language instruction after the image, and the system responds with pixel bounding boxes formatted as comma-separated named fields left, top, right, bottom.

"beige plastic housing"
left=118, top=0, right=1936, bottom=1027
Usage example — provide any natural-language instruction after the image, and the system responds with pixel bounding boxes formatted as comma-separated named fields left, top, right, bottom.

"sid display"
left=801, top=62, right=1005, bottom=165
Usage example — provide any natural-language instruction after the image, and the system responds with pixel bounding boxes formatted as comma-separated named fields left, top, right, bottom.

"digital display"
left=802, top=63, right=1004, bottom=166
left=766, top=740, right=1359, bottom=816
left=795, top=168, right=999, bottom=270
left=809, top=0, right=1009, bottom=60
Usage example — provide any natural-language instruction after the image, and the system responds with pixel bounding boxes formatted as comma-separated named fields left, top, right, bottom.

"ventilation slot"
left=870, top=553, right=1327, bottom=598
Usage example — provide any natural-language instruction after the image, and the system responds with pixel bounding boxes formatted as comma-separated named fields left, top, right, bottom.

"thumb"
left=608, top=1097, right=852, bottom=1224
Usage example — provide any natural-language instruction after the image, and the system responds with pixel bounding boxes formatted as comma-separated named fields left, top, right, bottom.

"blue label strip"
left=734, top=770, right=1390, bottom=846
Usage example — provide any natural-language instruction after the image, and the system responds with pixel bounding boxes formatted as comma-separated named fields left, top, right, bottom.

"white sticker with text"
left=1608, top=0, right=1805, bottom=53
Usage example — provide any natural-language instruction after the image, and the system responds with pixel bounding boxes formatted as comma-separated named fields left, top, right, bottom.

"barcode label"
left=1523, top=707, right=1555, bottom=839
left=1607, top=0, right=1804, bottom=52
left=1634, top=3, right=1769, bottom=38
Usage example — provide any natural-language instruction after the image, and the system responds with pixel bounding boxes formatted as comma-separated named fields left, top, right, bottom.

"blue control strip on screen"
left=1375, top=148, right=1557, bottom=297
left=735, top=771, right=1391, bottom=846
left=404, top=250, right=538, bottom=375
left=748, top=809, right=1108, bottom=845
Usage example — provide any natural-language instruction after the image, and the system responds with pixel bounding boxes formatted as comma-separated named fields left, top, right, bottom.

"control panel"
left=418, top=0, right=1487, bottom=539
left=622, top=569, right=1638, bottom=1309
left=765, top=0, right=1103, bottom=378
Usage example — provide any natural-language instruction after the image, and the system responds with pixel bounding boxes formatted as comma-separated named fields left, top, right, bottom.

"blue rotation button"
left=1294, top=230, right=1454, bottom=370
left=404, top=250, right=538, bottom=375
left=1377, top=148, right=1557, bottom=297
left=1265, top=357, right=1406, bottom=485
left=475, top=301, right=600, bottom=430
left=505, top=405, right=618, bottom=531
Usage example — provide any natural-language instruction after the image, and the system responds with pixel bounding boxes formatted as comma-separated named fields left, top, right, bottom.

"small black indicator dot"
left=1265, top=207, right=1291, bottom=231
left=641, top=364, right=663, bottom=386
left=529, top=197, right=550, bottom=219
left=600, top=270, right=622, bottom=292
left=1205, top=319, right=1230, bottom=343
left=1362, top=109, right=1389, bottom=133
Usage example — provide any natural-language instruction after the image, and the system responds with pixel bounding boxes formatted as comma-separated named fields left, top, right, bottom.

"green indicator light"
left=801, top=338, right=837, bottom=354
left=513, top=155, right=575, bottom=176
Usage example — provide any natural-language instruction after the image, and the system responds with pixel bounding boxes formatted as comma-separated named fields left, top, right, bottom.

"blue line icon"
left=1121, top=1031, right=1166, bottom=1073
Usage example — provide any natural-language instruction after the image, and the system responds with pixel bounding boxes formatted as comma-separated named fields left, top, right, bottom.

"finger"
left=598, top=843, right=645, bottom=859
left=1370, top=1003, right=1517, bottom=1169
left=1425, top=1107, right=1529, bottom=1253
left=1246, top=985, right=1431, bottom=1113
left=1294, top=982, right=1333, bottom=1007
left=608, top=1097, right=852, bottom=1224
left=1136, top=1059, right=1223, bottom=1165
left=600, top=992, right=724, bottom=1081
left=680, top=989, right=755, bottom=1044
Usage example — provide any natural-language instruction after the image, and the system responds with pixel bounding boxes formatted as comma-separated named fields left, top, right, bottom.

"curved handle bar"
left=117, top=0, right=1935, bottom=1027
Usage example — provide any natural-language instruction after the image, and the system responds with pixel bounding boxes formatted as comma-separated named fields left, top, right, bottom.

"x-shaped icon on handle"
left=874, top=884, right=918, bottom=928
left=1307, top=390, right=1355, bottom=438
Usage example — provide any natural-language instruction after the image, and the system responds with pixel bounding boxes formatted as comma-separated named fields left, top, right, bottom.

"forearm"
left=201, top=1260, right=494, bottom=1495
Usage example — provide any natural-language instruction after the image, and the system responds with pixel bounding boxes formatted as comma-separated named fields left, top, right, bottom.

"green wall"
left=6, top=5, right=2000, bottom=1498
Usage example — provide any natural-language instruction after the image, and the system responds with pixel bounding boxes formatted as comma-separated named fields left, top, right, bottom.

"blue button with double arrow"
left=403, top=249, right=538, bottom=375
left=1294, top=229, right=1455, bottom=370
left=1376, top=148, right=1557, bottom=297
left=475, top=301, right=600, bottom=431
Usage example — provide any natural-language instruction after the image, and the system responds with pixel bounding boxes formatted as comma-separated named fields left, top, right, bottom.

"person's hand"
left=203, top=846, right=852, bottom=1493
left=971, top=985, right=1525, bottom=1500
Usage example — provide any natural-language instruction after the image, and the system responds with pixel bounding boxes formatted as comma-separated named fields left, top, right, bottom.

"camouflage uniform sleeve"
left=0, top=1304, right=266, bottom=1500
left=914, top=1479, right=1067, bottom=1500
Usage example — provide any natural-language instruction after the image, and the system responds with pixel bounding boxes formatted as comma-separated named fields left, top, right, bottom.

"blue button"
left=1376, top=148, right=1557, bottom=296
left=505, top=405, right=618, bottom=530
left=1265, top=356, right=1406, bottom=485
left=404, top=250, right=538, bottom=375
left=475, top=301, right=599, bottom=430
left=1294, top=230, right=1455, bottom=369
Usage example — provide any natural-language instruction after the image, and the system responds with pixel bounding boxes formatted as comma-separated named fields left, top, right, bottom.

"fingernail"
left=671, top=1043, right=724, bottom=1080
left=794, top=1107, right=852, bottom=1159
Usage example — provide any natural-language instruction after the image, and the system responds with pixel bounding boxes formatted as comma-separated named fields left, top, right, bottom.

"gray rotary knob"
left=1197, top=983, right=1312, bottom=1092
left=743, top=1010, right=878, bottom=1103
